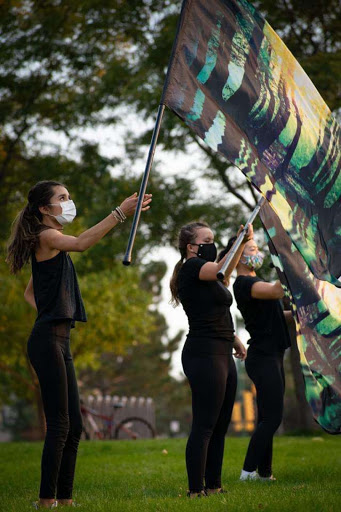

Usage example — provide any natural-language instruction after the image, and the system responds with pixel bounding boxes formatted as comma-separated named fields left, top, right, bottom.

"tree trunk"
left=289, top=339, right=317, bottom=431
left=286, top=315, right=317, bottom=431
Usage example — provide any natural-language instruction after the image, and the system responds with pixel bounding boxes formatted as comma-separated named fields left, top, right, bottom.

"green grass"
left=0, top=437, right=340, bottom=511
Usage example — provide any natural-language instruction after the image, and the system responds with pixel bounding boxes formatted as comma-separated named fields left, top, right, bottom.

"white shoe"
left=33, top=501, right=58, bottom=509
left=240, top=470, right=260, bottom=481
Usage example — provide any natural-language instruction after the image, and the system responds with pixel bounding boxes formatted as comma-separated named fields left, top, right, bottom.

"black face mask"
left=193, top=243, right=217, bottom=262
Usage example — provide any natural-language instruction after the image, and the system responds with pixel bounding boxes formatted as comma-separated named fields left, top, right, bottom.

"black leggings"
left=182, top=343, right=237, bottom=492
left=27, top=320, right=82, bottom=499
left=243, top=350, right=285, bottom=477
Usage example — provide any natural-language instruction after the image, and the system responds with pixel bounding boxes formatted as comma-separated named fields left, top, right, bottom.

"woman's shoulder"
left=183, top=256, right=206, bottom=266
left=179, top=257, right=207, bottom=281
left=235, top=275, right=262, bottom=284
left=233, top=275, right=263, bottom=301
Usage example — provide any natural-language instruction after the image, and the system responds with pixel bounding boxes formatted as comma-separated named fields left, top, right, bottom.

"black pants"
left=243, top=350, right=285, bottom=477
left=182, top=341, right=237, bottom=492
left=27, top=320, right=82, bottom=499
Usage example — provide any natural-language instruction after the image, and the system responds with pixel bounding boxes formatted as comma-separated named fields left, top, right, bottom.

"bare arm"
left=251, top=280, right=284, bottom=300
left=40, top=193, right=152, bottom=253
left=24, top=276, right=37, bottom=310
left=199, top=224, right=253, bottom=281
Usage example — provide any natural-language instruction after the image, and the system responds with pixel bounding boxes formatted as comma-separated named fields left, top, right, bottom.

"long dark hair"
left=170, top=221, right=209, bottom=306
left=6, top=180, right=64, bottom=274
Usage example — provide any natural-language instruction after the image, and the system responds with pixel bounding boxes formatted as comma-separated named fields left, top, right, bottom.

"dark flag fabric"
left=161, top=0, right=341, bottom=432
left=260, top=202, right=341, bottom=434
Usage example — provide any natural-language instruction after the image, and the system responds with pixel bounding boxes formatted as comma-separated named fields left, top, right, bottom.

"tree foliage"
left=0, top=0, right=338, bottom=434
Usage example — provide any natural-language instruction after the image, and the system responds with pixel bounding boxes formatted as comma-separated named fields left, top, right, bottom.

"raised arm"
left=40, top=193, right=152, bottom=253
left=24, top=275, right=37, bottom=310
left=199, top=224, right=253, bottom=281
left=250, top=280, right=284, bottom=300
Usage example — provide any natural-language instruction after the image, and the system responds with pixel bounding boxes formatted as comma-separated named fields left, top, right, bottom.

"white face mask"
left=48, top=200, right=77, bottom=225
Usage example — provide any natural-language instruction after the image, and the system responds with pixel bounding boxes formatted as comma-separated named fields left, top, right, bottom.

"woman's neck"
left=42, top=216, right=63, bottom=231
left=236, top=267, right=256, bottom=277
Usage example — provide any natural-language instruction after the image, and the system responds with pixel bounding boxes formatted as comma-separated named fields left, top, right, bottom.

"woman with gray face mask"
left=6, top=180, right=151, bottom=509
left=228, top=236, right=291, bottom=482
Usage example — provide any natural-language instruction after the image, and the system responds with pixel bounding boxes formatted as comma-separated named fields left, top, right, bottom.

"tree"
left=116, top=0, right=340, bottom=204
left=78, top=260, right=192, bottom=435
left=0, top=255, right=156, bottom=435
left=0, top=140, right=240, bottom=437
left=2, top=0, right=337, bottom=435
left=114, top=0, right=340, bottom=432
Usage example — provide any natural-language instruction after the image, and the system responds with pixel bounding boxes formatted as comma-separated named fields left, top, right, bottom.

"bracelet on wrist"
left=115, top=206, right=126, bottom=221
left=111, top=210, right=123, bottom=223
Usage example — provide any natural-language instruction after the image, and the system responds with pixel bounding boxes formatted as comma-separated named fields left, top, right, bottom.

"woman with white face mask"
left=227, top=236, right=291, bottom=482
left=6, top=180, right=151, bottom=509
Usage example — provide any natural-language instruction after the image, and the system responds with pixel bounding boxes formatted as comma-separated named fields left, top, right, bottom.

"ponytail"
left=6, top=180, right=63, bottom=274
left=169, top=221, right=209, bottom=307
left=6, top=205, right=41, bottom=274
left=170, top=257, right=185, bottom=307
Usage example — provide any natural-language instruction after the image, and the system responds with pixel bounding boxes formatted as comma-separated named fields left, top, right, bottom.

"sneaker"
left=33, top=501, right=58, bottom=509
left=240, top=470, right=260, bottom=481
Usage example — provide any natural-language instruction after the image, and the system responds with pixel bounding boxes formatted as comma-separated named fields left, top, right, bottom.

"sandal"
left=205, top=487, right=227, bottom=495
left=187, top=490, right=208, bottom=498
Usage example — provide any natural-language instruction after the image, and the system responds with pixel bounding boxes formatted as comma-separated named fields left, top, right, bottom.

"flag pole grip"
left=123, top=104, right=165, bottom=266
left=217, top=197, right=266, bottom=280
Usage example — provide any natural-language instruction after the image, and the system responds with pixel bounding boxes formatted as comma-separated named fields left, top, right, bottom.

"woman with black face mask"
left=170, top=221, right=252, bottom=498
left=6, top=180, right=151, bottom=509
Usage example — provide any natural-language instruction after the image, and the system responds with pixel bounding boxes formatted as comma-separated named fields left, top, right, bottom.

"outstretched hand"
left=237, top=223, right=253, bottom=243
left=120, top=192, right=152, bottom=217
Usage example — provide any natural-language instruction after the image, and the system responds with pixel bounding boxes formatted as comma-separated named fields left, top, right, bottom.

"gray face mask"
left=241, top=252, right=264, bottom=270
left=48, top=200, right=77, bottom=225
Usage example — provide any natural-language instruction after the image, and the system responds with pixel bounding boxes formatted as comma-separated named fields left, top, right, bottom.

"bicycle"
left=80, top=400, right=156, bottom=440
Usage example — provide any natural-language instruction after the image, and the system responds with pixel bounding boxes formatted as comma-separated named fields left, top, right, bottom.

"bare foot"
left=206, top=487, right=226, bottom=495
left=187, top=490, right=207, bottom=498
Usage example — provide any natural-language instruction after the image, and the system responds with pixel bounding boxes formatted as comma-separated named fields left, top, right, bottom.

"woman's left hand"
left=237, top=223, right=253, bottom=243
left=233, top=336, right=247, bottom=361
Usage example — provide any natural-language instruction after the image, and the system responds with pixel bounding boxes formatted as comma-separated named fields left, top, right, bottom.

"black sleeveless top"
left=31, top=250, right=87, bottom=327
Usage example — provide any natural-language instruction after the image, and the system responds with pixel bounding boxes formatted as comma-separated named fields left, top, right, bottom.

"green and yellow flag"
left=161, top=0, right=341, bottom=433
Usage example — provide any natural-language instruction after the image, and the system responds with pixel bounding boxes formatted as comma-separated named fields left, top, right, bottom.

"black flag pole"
left=217, top=196, right=266, bottom=280
left=122, top=0, right=188, bottom=266
left=122, top=104, right=165, bottom=266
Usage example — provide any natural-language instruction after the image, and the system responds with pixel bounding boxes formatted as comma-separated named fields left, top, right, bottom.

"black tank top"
left=31, top=250, right=87, bottom=326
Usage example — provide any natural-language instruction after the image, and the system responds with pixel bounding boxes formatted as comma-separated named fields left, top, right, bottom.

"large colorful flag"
left=260, top=202, right=341, bottom=433
left=161, top=0, right=341, bottom=433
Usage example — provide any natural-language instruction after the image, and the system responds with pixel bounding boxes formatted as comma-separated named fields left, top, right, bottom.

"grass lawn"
left=0, top=436, right=340, bottom=511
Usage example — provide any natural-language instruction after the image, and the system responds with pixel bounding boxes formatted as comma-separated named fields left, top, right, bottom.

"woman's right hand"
left=120, top=192, right=152, bottom=217
left=237, top=223, right=253, bottom=243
